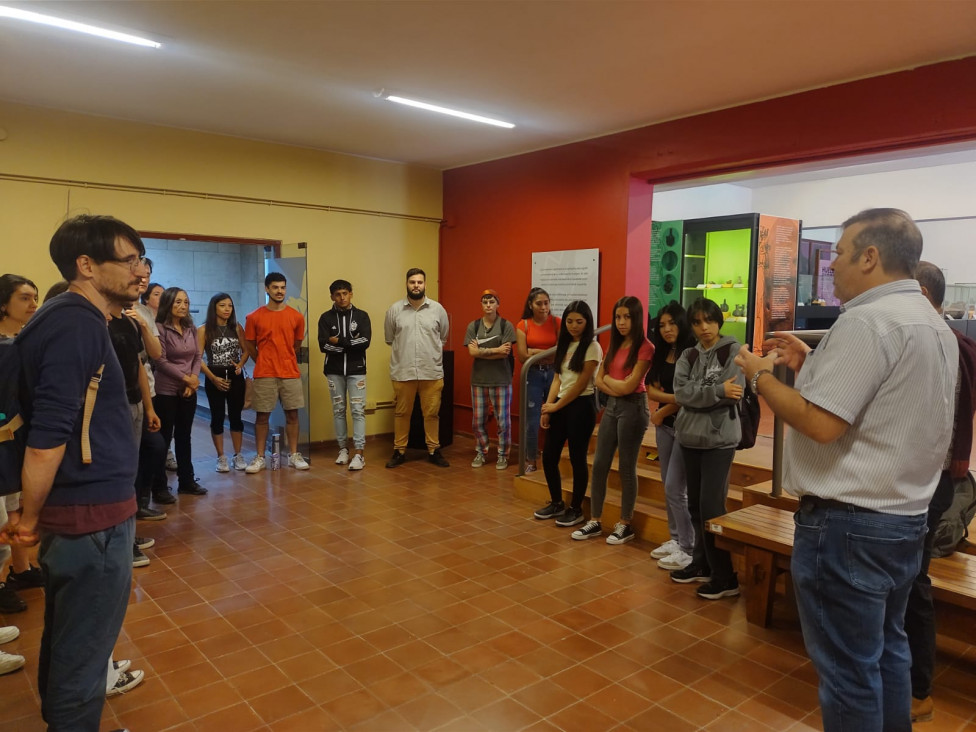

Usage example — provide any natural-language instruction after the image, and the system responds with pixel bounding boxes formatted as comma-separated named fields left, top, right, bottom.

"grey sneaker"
left=555, top=508, right=585, bottom=527
left=216, top=455, right=229, bottom=473
left=571, top=520, right=602, bottom=540
left=336, top=448, right=350, bottom=465
left=107, top=669, right=144, bottom=697
left=132, top=546, right=150, bottom=568
left=471, top=452, right=486, bottom=468
left=496, top=457, right=508, bottom=470
left=232, top=453, right=247, bottom=471
left=0, top=650, right=25, bottom=675
left=245, top=455, right=266, bottom=474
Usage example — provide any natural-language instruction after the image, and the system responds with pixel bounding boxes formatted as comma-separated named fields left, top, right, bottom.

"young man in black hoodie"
left=318, top=280, right=371, bottom=470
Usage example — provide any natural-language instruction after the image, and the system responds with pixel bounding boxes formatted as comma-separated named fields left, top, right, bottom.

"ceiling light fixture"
left=0, top=5, right=162, bottom=48
left=376, top=90, right=514, bottom=129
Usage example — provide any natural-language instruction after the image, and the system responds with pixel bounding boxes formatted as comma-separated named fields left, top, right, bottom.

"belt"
left=799, top=495, right=878, bottom=514
left=529, top=363, right=554, bottom=371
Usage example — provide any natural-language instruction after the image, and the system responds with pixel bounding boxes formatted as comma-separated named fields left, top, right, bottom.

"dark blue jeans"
left=523, top=366, right=555, bottom=462
left=39, top=516, right=134, bottom=731
left=792, top=500, right=926, bottom=732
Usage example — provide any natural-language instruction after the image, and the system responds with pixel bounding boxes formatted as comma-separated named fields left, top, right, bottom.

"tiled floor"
left=2, top=428, right=976, bottom=731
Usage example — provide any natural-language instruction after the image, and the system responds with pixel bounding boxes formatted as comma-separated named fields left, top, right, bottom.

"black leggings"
left=204, top=367, right=245, bottom=435
left=154, top=391, right=198, bottom=489
left=542, top=397, right=597, bottom=510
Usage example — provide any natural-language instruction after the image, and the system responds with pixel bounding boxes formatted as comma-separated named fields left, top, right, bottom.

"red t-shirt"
left=606, top=338, right=654, bottom=393
left=244, top=306, right=305, bottom=378
left=517, top=316, right=561, bottom=350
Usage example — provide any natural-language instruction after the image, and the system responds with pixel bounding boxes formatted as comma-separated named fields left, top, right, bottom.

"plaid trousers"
left=471, top=385, right=512, bottom=457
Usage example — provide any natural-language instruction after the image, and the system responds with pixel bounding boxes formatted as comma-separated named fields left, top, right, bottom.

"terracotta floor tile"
left=7, top=432, right=975, bottom=731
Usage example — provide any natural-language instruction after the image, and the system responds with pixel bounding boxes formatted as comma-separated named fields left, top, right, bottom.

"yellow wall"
left=0, top=100, right=443, bottom=443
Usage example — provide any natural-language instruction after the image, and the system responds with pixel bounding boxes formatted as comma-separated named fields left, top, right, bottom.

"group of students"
left=525, top=291, right=746, bottom=601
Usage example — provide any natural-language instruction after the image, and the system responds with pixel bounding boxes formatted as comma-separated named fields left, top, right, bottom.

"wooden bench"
left=707, top=504, right=976, bottom=632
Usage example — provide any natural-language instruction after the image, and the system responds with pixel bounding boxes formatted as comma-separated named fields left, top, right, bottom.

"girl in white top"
left=533, top=300, right=603, bottom=527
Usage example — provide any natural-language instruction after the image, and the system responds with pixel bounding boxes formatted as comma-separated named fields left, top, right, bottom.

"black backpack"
left=0, top=297, right=104, bottom=496
left=684, top=342, right=760, bottom=451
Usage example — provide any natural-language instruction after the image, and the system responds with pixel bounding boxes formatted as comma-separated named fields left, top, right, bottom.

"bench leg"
left=743, top=545, right=777, bottom=627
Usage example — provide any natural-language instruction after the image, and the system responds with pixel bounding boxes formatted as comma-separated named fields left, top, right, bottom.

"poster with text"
left=753, top=215, right=799, bottom=353
left=532, top=248, right=600, bottom=325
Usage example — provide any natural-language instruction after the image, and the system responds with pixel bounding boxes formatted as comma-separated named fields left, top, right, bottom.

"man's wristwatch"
left=751, top=368, right=773, bottom=394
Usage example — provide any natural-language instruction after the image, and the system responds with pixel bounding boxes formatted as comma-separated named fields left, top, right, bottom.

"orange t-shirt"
left=517, top=316, right=561, bottom=350
left=244, top=306, right=305, bottom=378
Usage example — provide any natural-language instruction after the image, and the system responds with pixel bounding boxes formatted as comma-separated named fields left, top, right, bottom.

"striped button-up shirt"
left=783, top=279, right=957, bottom=515
left=384, top=297, right=450, bottom=382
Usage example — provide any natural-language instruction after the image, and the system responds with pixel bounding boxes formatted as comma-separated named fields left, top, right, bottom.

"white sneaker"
left=165, top=450, right=177, bottom=471
left=0, top=650, right=25, bottom=675
left=658, top=549, right=693, bottom=571
left=496, top=457, right=508, bottom=470
left=107, top=669, right=144, bottom=697
left=114, top=659, right=132, bottom=674
left=335, top=448, right=350, bottom=465
left=245, top=455, right=266, bottom=474
left=348, top=454, right=365, bottom=471
left=232, top=453, right=247, bottom=471
left=289, top=452, right=310, bottom=470
left=471, top=452, right=486, bottom=468
left=650, top=539, right=680, bottom=559
left=0, top=626, right=19, bottom=644
left=216, top=455, right=229, bottom=473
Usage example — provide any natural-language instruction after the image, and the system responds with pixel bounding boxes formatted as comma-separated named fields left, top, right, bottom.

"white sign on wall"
left=532, top=248, right=600, bottom=324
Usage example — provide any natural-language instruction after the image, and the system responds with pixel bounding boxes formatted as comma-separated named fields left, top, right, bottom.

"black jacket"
left=318, top=305, right=370, bottom=376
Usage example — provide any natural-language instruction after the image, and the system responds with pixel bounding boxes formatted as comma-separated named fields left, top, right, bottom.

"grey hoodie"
left=673, top=334, right=744, bottom=450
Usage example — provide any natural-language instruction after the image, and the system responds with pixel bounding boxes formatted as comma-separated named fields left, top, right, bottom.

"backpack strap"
left=0, top=414, right=23, bottom=444
left=716, top=342, right=733, bottom=366
left=684, top=347, right=699, bottom=366
left=80, top=365, right=104, bottom=465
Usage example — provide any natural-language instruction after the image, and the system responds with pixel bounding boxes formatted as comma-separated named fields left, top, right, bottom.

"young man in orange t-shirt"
left=243, top=272, right=309, bottom=472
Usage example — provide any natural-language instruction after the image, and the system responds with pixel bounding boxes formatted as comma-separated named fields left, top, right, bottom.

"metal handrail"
left=517, top=324, right=611, bottom=476
left=769, top=329, right=828, bottom=496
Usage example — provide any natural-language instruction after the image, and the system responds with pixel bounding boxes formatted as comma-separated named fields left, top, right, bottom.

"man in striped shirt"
left=735, top=209, right=957, bottom=732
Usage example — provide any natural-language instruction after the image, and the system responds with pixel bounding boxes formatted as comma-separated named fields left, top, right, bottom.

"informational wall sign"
left=753, top=215, right=799, bottom=352
left=532, top=248, right=600, bottom=323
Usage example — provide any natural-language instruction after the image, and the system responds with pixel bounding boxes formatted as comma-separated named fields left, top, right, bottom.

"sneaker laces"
left=611, top=522, right=628, bottom=537
left=579, top=520, right=600, bottom=532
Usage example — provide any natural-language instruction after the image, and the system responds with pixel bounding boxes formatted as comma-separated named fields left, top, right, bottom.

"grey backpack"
left=931, top=471, right=976, bottom=558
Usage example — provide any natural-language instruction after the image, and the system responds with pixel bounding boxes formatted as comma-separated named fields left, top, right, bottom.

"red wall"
left=441, top=57, right=976, bottom=438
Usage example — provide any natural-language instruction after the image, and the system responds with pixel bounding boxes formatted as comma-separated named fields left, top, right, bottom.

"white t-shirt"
left=557, top=340, right=603, bottom=400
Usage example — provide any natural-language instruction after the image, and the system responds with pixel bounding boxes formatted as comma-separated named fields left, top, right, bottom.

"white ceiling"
left=2, top=0, right=975, bottom=170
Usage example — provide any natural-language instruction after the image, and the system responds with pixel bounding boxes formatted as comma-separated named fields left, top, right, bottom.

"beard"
left=407, top=289, right=425, bottom=301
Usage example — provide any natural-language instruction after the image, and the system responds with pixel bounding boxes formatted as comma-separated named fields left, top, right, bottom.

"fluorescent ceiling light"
left=0, top=5, right=161, bottom=48
left=383, top=94, right=514, bottom=129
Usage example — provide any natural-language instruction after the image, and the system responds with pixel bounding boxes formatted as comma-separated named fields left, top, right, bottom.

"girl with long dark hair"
left=198, top=293, right=249, bottom=473
left=154, top=288, right=206, bottom=496
left=669, top=298, right=743, bottom=600
left=515, top=287, right=561, bottom=473
left=646, top=301, right=697, bottom=570
left=533, top=300, right=602, bottom=527
left=572, top=296, right=653, bottom=544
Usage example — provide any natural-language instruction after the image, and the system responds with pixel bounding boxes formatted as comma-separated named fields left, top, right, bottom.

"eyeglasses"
left=107, top=255, right=149, bottom=272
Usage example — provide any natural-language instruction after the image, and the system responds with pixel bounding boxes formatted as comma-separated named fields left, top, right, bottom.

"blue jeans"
left=39, top=516, right=135, bottom=731
left=590, top=395, right=649, bottom=521
left=327, top=374, right=367, bottom=450
left=792, top=500, right=926, bottom=732
left=523, top=366, right=555, bottom=462
left=656, top=425, right=694, bottom=553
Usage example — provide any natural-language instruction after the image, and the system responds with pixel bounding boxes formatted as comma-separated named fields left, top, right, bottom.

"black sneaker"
left=606, top=522, right=635, bottom=545
left=6, top=566, right=44, bottom=590
left=177, top=482, right=207, bottom=496
left=571, top=520, right=602, bottom=540
left=385, top=450, right=406, bottom=469
left=670, top=565, right=711, bottom=584
left=428, top=449, right=450, bottom=468
left=555, top=508, right=585, bottom=527
left=0, top=583, right=27, bottom=613
left=132, top=546, right=150, bottom=568
left=136, top=505, right=166, bottom=521
left=697, top=576, right=740, bottom=600
left=152, top=490, right=176, bottom=505
left=533, top=500, right=565, bottom=520
left=135, top=536, right=155, bottom=550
